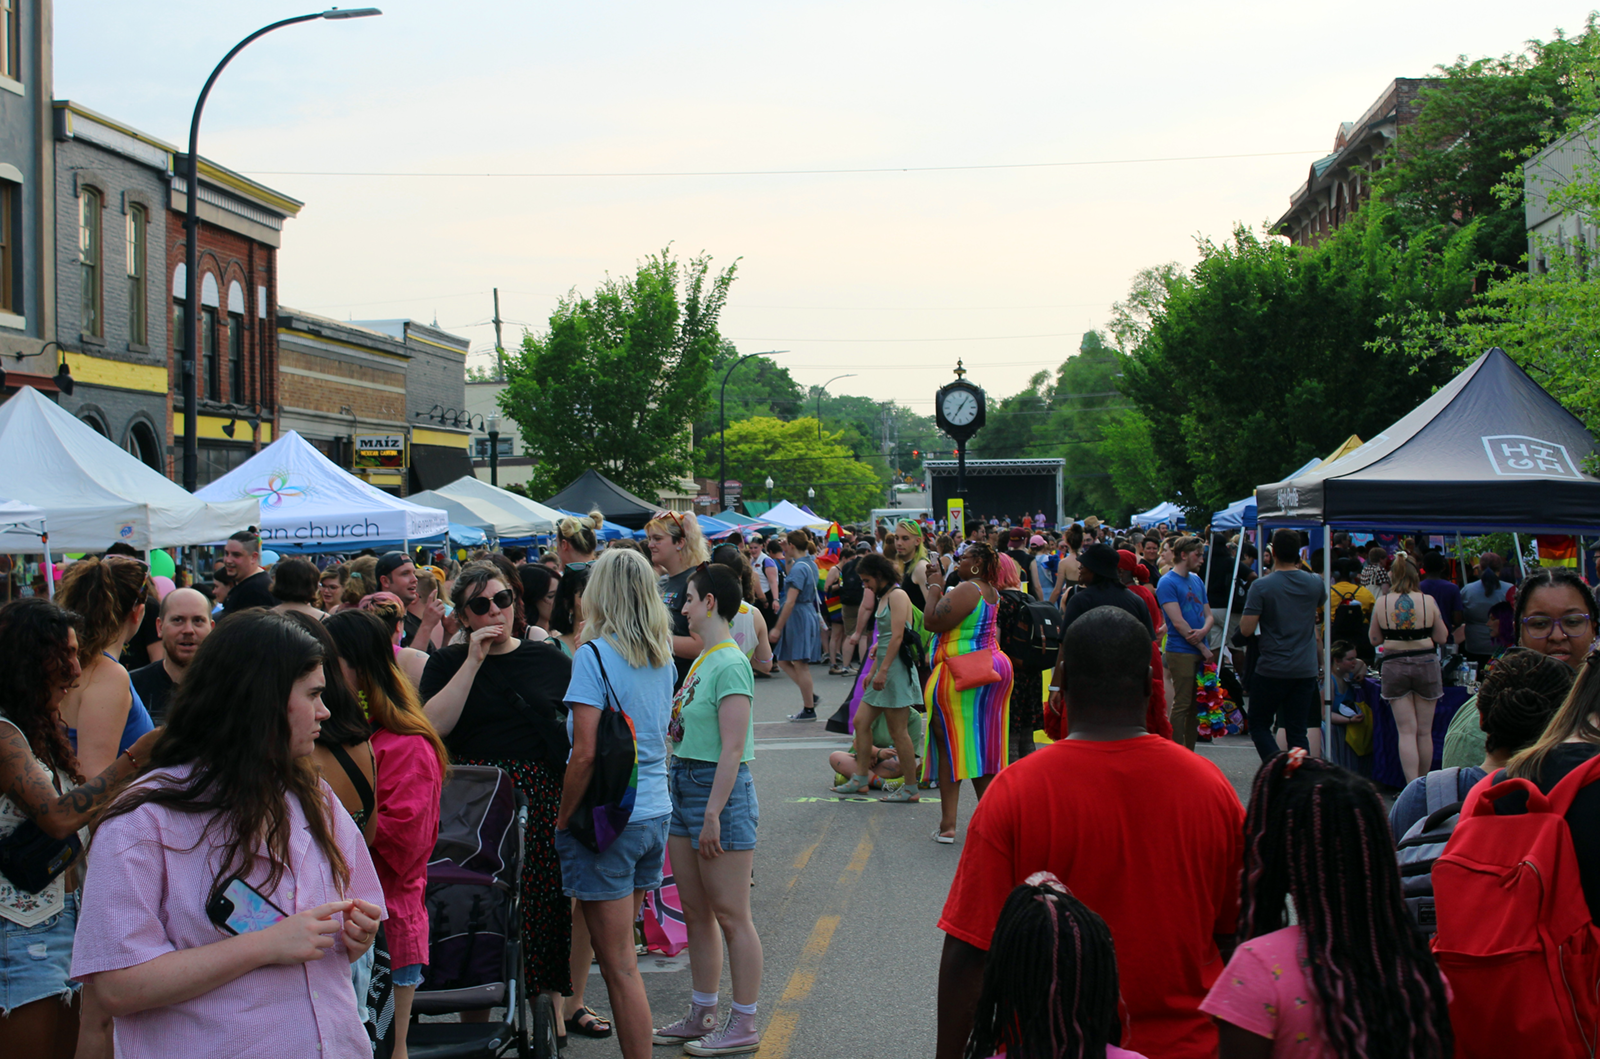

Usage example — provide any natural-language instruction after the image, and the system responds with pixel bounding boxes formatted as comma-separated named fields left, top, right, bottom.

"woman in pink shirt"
left=72, top=610, right=386, bottom=1059
left=326, top=610, right=447, bottom=1059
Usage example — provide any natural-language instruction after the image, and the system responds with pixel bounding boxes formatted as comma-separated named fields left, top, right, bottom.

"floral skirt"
left=455, top=756, right=572, bottom=996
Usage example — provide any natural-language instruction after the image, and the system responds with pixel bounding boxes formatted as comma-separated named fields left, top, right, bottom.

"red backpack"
left=1431, top=755, right=1600, bottom=1058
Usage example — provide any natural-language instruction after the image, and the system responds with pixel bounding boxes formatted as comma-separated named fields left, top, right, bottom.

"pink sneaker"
left=652, top=1002, right=719, bottom=1045
left=684, top=1009, right=760, bottom=1055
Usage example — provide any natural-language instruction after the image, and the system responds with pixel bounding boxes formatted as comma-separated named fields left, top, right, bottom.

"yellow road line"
left=763, top=830, right=874, bottom=1058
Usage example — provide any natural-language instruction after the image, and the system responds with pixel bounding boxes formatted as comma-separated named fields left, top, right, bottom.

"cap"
left=1029, top=534, right=1047, bottom=547
left=374, top=551, right=413, bottom=582
left=1009, top=527, right=1027, bottom=543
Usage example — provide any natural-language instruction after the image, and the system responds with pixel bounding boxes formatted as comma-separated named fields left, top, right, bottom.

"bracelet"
left=122, top=747, right=140, bottom=769
left=1048, top=686, right=1060, bottom=693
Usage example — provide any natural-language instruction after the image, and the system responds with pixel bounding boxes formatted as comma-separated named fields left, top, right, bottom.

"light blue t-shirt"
left=1156, top=570, right=1209, bottom=656
left=565, top=638, right=675, bottom=822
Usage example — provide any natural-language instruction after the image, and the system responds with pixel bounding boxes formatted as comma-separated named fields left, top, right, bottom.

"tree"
left=708, top=417, right=884, bottom=523
left=691, top=341, right=805, bottom=448
left=499, top=249, right=736, bottom=500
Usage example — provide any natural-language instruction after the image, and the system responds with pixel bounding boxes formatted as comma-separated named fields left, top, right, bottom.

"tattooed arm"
left=0, top=724, right=161, bottom=840
left=921, top=581, right=979, bottom=634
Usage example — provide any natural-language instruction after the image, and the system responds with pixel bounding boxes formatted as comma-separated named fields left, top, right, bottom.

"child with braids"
left=964, top=871, right=1147, bottom=1059
left=1202, top=751, right=1453, bottom=1059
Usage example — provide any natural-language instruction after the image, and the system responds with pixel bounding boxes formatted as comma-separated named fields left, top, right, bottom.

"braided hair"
left=1476, top=648, right=1575, bottom=756
left=964, top=874, right=1122, bottom=1059
left=1238, top=754, right=1453, bottom=1059
left=963, top=540, right=1000, bottom=583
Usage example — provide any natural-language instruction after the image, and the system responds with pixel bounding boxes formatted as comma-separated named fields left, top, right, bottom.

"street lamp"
left=718, top=349, right=788, bottom=511
left=807, top=486, right=815, bottom=501
left=180, top=7, right=382, bottom=491
left=764, top=475, right=774, bottom=508
left=487, top=413, right=500, bottom=487
left=815, top=373, right=856, bottom=439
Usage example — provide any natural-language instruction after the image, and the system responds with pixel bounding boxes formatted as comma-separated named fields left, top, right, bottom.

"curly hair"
left=57, top=555, right=150, bottom=665
left=963, top=540, right=1001, bottom=583
left=0, top=599, right=85, bottom=783
left=1476, top=648, right=1575, bottom=756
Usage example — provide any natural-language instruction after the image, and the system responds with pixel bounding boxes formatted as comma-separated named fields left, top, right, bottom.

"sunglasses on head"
left=465, top=588, right=516, bottom=616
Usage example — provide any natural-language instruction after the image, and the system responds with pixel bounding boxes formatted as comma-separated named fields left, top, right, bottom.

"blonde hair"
left=1389, top=554, right=1420, bottom=595
left=894, top=519, right=927, bottom=569
left=416, top=570, right=439, bottom=602
left=341, top=555, right=377, bottom=607
left=645, top=511, right=709, bottom=567
left=579, top=548, right=674, bottom=669
left=557, top=509, right=606, bottom=557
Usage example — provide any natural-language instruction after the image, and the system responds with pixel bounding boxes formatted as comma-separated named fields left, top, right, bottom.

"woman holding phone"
left=71, top=610, right=385, bottom=1059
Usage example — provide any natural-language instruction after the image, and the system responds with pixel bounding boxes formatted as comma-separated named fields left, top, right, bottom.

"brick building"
left=1273, top=78, right=1434, bottom=247
left=168, top=154, right=300, bottom=485
left=351, top=318, right=473, bottom=491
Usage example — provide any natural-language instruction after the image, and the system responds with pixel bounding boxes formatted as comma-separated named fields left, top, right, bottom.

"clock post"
left=934, top=359, right=986, bottom=498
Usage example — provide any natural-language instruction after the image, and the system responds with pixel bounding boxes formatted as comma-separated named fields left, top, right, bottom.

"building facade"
left=1524, top=117, right=1600, bottom=271
left=0, top=0, right=58, bottom=393
left=50, top=101, right=169, bottom=469
left=1273, top=79, right=1433, bottom=247
left=168, top=155, right=299, bottom=486
left=463, top=378, right=533, bottom=488
left=352, top=318, right=472, bottom=491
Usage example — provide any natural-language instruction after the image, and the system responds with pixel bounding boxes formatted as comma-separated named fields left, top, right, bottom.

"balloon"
left=260, top=549, right=281, bottom=565
left=65, top=553, right=84, bottom=560
left=148, top=549, right=176, bottom=578
left=152, top=575, right=175, bottom=600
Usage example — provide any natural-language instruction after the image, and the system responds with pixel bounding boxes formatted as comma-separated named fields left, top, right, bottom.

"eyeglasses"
left=1521, top=612, right=1594, bottom=638
left=465, top=589, right=516, bottom=616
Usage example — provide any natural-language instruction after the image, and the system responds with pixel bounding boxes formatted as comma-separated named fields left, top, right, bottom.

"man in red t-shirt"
left=935, top=607, right=1244, bottom=1059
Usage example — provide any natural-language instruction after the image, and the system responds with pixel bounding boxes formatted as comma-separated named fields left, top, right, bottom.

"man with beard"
left=129, top=587, right=214, bottom=723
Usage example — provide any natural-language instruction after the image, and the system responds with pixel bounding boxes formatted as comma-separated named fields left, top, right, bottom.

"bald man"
left=129, top=588, right=214, bottom=724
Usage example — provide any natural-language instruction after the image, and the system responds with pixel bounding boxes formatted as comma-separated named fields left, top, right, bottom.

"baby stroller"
left=408, top=765, right=558, bottom=1058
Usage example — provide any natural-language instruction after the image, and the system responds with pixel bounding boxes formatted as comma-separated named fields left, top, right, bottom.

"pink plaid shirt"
left=73, top=766, right=386, bottom=1059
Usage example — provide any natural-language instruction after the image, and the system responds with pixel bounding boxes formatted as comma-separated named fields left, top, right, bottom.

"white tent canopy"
left=0, top=497, right=46, bottom=550
left=0, top=387, right=256, bottom=552
left=1130, top=501, right=1186, bottom=529
left=761, top=499, right=830, bottom=531
left=425, top=476, right=561, bottom=538
left=194, top=430, right=447, bottom=548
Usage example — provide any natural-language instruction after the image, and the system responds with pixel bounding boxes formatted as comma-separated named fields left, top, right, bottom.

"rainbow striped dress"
left=924, top=594, right=1013, bottom=780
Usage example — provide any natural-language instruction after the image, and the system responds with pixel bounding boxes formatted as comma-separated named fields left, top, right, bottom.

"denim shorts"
left=392, top=963, right=425, bottom=988
left=555, top=815, right=669, bottom=902
left=0, top=892, right=80, bottom=1015
left=669, top=761, right=759, bottom=851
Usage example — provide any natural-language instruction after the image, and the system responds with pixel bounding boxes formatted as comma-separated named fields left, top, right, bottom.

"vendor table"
left=1365, top=677, right=1470, bottom=789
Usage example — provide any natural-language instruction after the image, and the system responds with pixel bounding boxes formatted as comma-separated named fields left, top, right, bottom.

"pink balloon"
left=152, top=575, right=175, bottom=600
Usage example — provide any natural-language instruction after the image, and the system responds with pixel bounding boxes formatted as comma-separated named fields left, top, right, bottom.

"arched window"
left=80, top=412, right=109, bottom=438
left=124, top=421, right=162, bottom=471
left=227, top=280, right=245, bottom=403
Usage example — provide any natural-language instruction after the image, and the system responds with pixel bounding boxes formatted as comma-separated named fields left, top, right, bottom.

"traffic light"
left=911, top=449, right=919, bottom=458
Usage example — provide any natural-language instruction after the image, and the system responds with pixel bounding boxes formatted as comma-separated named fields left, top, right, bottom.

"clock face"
left=942, top=388, right=979, bottom=427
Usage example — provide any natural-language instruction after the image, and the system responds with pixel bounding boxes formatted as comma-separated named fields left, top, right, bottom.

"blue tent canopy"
left=1211, top=497, right=1257, bottom=531
left=1131, top=501, right=1186, bottom=529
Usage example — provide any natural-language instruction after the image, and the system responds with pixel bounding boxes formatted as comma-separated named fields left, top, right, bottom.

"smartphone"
left=206, top=876, right=288, bottom=936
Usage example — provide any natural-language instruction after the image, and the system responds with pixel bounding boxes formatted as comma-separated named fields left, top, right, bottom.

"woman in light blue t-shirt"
left=558, top=548, right=675, bottom=1058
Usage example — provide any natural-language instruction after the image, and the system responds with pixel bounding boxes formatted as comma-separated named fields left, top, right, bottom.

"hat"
left=1029, top=534, right=1046, bottom=548
left=1084, top=515, right=1102, bottom=531
left=374, top=551, right=413, bottom=582
left=1079, top=543, right=1120, bottom=580
left=1009, top=527, right=1027, bottom=544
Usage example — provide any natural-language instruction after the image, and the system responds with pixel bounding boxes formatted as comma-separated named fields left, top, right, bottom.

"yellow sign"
left=946, top=498, right=964, bottom=536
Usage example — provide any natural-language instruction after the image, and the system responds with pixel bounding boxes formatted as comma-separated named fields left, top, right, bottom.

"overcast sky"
left=55, top=2, right=1600, bottom=411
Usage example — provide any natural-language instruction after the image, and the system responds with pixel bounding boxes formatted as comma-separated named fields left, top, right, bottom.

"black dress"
left=420, top=640, right=574, bottom=995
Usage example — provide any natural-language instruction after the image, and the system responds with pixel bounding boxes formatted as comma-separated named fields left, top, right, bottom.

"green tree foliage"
left=1118, top=210, right=1478, bottom=514
left=710, top=417, right=884, bottom=522
left=692, top=343, right=805, bottom=448
left=498, top=249, right=735, bottom=500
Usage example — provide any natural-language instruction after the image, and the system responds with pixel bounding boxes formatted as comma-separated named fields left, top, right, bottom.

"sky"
left=54, top=2, right=1600, bottom=414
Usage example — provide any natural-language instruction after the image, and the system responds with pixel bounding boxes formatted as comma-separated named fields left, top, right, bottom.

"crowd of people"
left=4, top=501, right=1600, bottom=1059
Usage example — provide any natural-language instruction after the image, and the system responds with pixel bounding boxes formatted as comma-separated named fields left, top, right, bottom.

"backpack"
left=1431, top=756, right=1600, bottom=1056
left=839, top=559, right=864, bottom=606
left=1329, top=586, right=1367, bottom=647
left=997, top=588, right=1063, bottom=673
left=1395, top=767, right=1474, bottom=935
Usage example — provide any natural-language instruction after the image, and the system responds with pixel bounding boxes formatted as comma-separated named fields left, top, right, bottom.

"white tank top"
left=731, top=601, right=758, bottom=659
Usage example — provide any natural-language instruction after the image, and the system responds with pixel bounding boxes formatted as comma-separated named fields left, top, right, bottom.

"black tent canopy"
left=1253, top=348, right=1600, bottom=533
left=543, top=469, right=662, bottom=530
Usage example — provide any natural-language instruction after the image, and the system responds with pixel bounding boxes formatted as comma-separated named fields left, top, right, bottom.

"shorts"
left=826, top=604, right=843, bottom=626
left=842, top=603, right=861, bottom=632
left=1381, top=652, right=1442, bottom=701
left=668, top=761, right=759, bottom=851
left=555, top=815, right=669, bottom=902
left=0, top=893, right=80, bottom=1014
left=392, top=963, right=425, bottom=988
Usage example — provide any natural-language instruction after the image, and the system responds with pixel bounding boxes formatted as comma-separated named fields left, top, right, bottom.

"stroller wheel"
left=524, top=993, right=559, bottom=1059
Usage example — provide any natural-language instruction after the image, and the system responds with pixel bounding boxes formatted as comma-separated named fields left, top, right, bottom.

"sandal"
left=565, top=1006, right=613, bottom=1039
left=930, top=827, right=956, bottom=844
left=831, top=774, right=873, bottom=794
left=882, top=783, right=919, bottom=803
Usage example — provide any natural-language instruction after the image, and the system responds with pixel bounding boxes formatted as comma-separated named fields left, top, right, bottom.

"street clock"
left=935, top=360, right=986, bottom=442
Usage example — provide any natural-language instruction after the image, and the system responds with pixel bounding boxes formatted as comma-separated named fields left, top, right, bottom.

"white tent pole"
left=1322, top=525, right=1332, bottom=759
left=42, top=528, right=54, bottom=599
left=1221, top=526, right=1246, bottom=669
left=1513, top=532, right=1524, bottom=575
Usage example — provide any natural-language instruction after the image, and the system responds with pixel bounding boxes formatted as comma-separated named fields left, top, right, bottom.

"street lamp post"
left=718, top=349, right=788, bottom=511
left=815, top=373, right=856, bottom=440
left=180, top=7, right=382, bottom=491
left=487, top=413, right=500, bottom=486
left=765, top=475, right=774, bottom=508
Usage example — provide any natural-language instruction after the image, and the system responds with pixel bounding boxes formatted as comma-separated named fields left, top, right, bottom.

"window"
left=126, top=205, right=146, bottom=345
left=228, top=312, right=243, bottom=403
left=474, top=436, right=513, bottom=458
left=0, top=0, right=17, bottom=82
left=0, top=183, right=12, bottom=313
left=172, top=300, right=185, bottom=390
left=79, top=187, right=101, bottom=336
left=203, top=307, right=218, bottom=402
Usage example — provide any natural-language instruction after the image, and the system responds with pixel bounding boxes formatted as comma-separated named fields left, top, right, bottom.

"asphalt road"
left=551, top=663, right=1265, bottom=1059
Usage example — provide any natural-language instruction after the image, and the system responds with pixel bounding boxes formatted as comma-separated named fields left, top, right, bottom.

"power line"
left=725, top=332, right=1075, bottom=343
left=239, top=148, right=1323, bottom=180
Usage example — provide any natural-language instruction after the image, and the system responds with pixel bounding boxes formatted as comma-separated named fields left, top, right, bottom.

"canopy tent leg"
left=1220, top=526, right=1247, bottom=669
left=1322, top=528, right=1332, bottom=759
left=1512, top=532, right=1524, bottom=576
left=42, top=530, right=53, bottom=600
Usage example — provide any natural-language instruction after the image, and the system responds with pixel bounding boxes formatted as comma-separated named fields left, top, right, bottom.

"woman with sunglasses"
left=645, top=511, right=711, bottom=690
left=419, top=564, right=576, bottom=1032
left=55, top=556, right=156, bottom=780
left=1442, top=567, right=1598, bottom=769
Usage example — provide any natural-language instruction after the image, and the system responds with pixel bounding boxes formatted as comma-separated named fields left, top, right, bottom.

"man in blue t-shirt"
left=1156, top=536, right=1213, bottom=750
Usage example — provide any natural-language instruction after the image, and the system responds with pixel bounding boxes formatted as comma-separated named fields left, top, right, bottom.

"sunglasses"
left=465, top=588, right=516, bottom=616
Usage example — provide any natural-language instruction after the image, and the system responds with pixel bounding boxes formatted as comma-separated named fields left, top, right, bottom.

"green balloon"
left=149, top=549, right=176, bottom=578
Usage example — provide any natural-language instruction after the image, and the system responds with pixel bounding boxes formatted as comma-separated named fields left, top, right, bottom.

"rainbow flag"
left=1539, top=536, right=1579, bottom=569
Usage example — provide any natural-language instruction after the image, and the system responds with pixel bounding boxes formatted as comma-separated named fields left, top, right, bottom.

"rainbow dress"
left=924, top=595, right=1012, bottom=780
